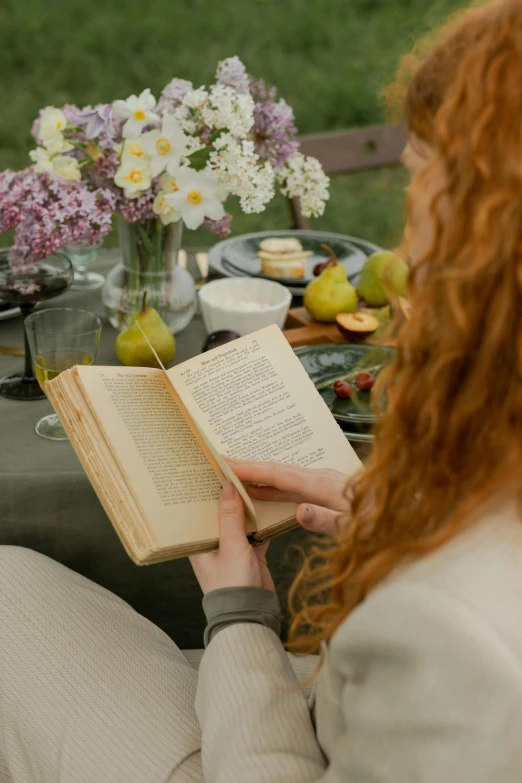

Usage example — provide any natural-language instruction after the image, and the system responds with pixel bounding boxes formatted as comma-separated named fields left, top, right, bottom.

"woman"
left=2, top=1, right=522, bottom=780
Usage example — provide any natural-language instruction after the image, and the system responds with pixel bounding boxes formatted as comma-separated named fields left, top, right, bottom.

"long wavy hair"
left=289, top=0, right=522, bottom=655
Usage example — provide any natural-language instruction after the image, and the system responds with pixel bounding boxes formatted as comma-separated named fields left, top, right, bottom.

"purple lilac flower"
left=67, top=104, right=123, bottom=150
left=0, top=169, right=36, bottom=232
left=215, top=56, right=250, bottom=94
left=250, top=80, right=300, bottom=168
left=92, top=150, right=120, bottom=185
left=4, top=172, right=114, bottom=272
left=157, top=78, right=193, bottom=114
left=117, top=191, right=156, bottom=224
left=204, top=213, right=232, bottom=239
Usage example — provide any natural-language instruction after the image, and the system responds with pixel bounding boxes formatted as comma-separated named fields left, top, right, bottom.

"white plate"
left=0, top=304, right=20, bottom=321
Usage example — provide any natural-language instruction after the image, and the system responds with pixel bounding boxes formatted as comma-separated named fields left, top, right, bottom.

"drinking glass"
left=25, top=308, right=102, bottom=441
left=0, top=251, right=74, bottom=400
left=64, top=242, right=105, bottom=291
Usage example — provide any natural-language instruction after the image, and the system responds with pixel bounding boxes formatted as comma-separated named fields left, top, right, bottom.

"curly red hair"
left=289, top=0, right=522, bottom=655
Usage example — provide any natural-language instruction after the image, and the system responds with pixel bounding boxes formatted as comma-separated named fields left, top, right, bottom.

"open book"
left=46, top=325, right=361, bottom=564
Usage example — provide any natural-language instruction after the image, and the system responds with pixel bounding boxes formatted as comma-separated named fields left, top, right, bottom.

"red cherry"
left=333, top=380, right=354, bottom=399
left=355, top=371, right=375, bottom=391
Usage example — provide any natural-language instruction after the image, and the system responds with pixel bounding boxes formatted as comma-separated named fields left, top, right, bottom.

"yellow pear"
left=116, top=296, right=176, bottom=368
left=304, top=245, right=358, bottom=322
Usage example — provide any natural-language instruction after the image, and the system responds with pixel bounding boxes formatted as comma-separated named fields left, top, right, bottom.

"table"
left=0, top=250, right=320, bottom=648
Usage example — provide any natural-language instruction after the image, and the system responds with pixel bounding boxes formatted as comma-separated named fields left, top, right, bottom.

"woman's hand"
left=190, top=483, right=275, bottom=595
left=225, top=458, right=351, bottom=537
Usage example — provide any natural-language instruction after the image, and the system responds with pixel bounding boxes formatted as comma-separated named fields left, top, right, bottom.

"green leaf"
left=209, top=128, right=226, bottom=144
left=187, top=147, right=212, bottom=171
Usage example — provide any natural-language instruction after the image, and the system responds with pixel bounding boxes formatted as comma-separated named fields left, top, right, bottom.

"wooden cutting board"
left=283, top=306, right=346, bottom=347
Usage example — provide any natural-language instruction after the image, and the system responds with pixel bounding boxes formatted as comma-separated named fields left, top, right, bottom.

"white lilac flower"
left=152, top=192, right=181, bottom=225
left=215, top=56, right=251, bottom=94
left=139, top=115, right=191, bottom=177
left=29, top=148, right=54, bottom=174
left=171, top=87, right=209, bottom=134
left=113, top=88, right=160, bottom=139
left=52, top=155, right=82, bottom=183
left=182, top=87, right=209, bottom=111
left=277, top=152, right=330, bottom=218
left=114, top=159, right=152, bottom=198
left=201, top=85, right=254, bottom=137
left=208, top=134, right=274, bottom=213
left=164, top=168, right=224, bottom=230
left=39, top=108, right=68, bottom=149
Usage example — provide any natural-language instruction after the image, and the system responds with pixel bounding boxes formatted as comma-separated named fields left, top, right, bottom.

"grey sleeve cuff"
left=202, top=586, right=282, bottom=647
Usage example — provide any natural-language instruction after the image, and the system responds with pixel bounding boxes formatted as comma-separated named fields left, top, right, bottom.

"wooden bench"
left=290, top=123, right=407, bottom=230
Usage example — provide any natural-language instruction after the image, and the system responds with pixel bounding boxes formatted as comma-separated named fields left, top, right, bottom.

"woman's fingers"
left=296, top=503, right=343, bottom=537
left=245, top=484, right=304, bottom=505
left=217, top=482, right=249, bottom=553
left=225, top=457, right=349, bottom=512
left=225, top=458, right=304, bottom=493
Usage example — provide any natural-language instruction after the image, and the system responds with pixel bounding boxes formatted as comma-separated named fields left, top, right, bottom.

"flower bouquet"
left=1, top=56, right=330, bottom=332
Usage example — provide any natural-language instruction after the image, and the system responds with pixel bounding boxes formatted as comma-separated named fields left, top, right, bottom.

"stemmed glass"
left=0, top=250, right=74, bottom=400
left=64, top=242, right=105, bottom=291
left=25, top=308, right=102, bottom=440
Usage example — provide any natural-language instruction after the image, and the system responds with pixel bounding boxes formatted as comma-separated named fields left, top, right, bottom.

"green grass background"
left=0, top=0, right=465, bottom=250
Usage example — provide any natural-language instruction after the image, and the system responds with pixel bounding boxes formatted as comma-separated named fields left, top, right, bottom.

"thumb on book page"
left=218, top=483, right=249, bottom=549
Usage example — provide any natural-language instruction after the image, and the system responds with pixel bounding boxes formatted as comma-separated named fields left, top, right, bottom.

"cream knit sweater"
left=196, top=498, right=522, bottom=782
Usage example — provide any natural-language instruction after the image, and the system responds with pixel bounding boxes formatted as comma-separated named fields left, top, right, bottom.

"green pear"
left=356, top=251, right=409, bottom=307
left=304, top=245, right=358, bottom=322
left=360, top=304, right=391, bottom=324
left=116, top=297, right=176, bottom=368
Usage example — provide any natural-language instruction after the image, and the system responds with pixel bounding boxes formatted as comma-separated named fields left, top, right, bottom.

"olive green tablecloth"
left=0, top=250, right=318, bottom=647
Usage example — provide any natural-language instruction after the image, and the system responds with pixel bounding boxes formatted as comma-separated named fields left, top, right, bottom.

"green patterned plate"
left=295, top=343, right=395, bottom=430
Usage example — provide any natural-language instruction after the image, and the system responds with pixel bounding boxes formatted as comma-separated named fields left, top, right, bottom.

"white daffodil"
left=159, top=171, right=181, bottom=193
left=121, top=138, right=150, bottom=163
left=164, top=168, right=224, bottom=230
left=44, top=134, right=74, bottom=155
left=139, top=114, right=190, bottom=177
left=152, top=192, right=182, bottom=225
left=52, top=155, right=82, bottom=182
left=39, top=108, right=68, bottom=148
left=114, top=159, right=152, bottom=197
left=29, top=147, right=54, bottom=174
left=113, top=88, right=160, bottom=139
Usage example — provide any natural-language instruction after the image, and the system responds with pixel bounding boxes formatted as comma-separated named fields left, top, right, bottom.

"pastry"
left=257, top=237, right=312, bottom=279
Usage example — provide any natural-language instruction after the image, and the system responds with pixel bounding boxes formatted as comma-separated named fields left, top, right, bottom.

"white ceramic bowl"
left=198, top=277, right=292, bottom=336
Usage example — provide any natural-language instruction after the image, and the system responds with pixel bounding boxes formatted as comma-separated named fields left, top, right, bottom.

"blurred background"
left=1, top=0, right=465, bottom=249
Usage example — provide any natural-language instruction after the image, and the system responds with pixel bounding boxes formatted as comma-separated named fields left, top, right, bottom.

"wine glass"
left=0, top=250, right=74, bottom=400
left=64, top=242, right=105, bottom=291
left=25, top=308, right=102, bottom=441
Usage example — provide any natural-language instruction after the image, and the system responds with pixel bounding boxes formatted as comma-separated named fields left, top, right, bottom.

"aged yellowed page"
left=46, top=370, right=154, bottom=561
left=74, top=365, right=255, bottom=549
left=133, top=319, right=257, bottom=521
left=168, top=325, right=361, bottom=532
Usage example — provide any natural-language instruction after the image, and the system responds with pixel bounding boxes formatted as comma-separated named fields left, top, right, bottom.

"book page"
left=168, top=325, right=361, bottom=531
left=75, top=365, right=229, bottom=548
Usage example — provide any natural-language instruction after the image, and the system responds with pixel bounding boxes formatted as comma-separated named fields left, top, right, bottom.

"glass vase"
left=101, top=218, right=197, bottom=333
